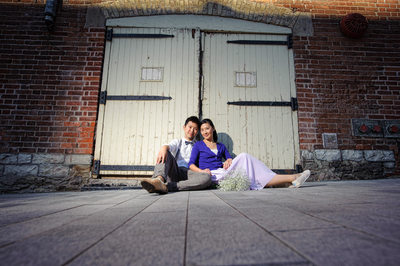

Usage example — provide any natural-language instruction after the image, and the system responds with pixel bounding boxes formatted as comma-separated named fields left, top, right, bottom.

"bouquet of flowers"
left=218, top=169, right=250, bottom=191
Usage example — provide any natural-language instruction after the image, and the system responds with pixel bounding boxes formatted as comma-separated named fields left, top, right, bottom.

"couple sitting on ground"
left=141, top=116, right=311, bottom=194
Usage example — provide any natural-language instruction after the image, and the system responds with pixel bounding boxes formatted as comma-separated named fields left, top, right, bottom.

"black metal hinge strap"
left=106, top=29, right=174, bottom=41
left=100, top=165, right=155, bottom=171
left=107, top=96, right=172, bottom=101
left=227, top=97, right=298, bottom=111
left=99, top=94, right=172, bottom=104
left=227, top=101, right=291, bottom=106
left=228, top=35, right=293, bottom=49
left=227, top=40, right=288, bottom=45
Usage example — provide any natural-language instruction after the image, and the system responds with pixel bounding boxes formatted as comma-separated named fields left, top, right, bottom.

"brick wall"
left=294, top=19, right=400, bottom=152
left=276, top=1, right=400, bottom=171
left=0, top=2, right=104, bottom=155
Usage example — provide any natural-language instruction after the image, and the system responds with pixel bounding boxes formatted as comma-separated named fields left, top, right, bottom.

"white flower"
left=218, top=169, right=250, bottom=191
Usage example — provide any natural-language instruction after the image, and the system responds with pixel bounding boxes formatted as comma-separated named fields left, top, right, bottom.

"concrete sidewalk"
left=0, top=179, right=399, bottom=266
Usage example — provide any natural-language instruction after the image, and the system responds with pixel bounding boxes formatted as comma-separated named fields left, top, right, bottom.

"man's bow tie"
left=185, top=141, right=194, bottom=145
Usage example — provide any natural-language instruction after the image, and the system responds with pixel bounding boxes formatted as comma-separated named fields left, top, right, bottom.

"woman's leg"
left=265, top=174, right=299, bottom=187
left=265, top=170, right=311, bottom=188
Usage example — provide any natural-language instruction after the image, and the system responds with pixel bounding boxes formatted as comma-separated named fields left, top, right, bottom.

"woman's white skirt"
left=210, top=153, right=277, bottom=190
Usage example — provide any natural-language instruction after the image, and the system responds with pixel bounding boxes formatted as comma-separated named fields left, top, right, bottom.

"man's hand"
left=223, top=158, right=232, bottom=170
left=156, top=146, right=169, bottom=164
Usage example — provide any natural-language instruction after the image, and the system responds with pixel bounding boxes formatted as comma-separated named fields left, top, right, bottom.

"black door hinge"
left=100, top=91, right=107, bottom=104
left=93, top=160, right=101, bottom=176
left=106, top=29, right=113, bottom=41
left=291, top=97, right=298, bottom=111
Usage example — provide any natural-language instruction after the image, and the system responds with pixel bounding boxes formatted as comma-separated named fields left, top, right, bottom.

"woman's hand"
left=201, top=168, right=212, bottom=175
left=190, top=164, right=211, bottom=175
left=223, top=158, right=232, bottom=170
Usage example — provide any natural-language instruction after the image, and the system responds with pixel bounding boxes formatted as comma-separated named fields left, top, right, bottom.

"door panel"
left=96, top=28, right=200, bottom=175
left=202, top=33, right=299, bottom=170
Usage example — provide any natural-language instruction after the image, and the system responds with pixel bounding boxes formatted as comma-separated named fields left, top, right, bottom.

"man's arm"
left=156, top=145, right=169, bottom=164
left=156, top=139, right=180, bottom=164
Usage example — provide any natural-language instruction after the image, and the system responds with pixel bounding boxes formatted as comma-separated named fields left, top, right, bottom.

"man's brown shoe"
left=141, top=177, right=168, bottom=194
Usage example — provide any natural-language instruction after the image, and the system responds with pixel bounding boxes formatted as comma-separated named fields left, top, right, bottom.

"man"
left=141, top=116, right=211, bottom=194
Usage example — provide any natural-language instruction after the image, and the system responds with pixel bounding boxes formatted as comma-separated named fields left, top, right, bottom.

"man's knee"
left=196, top=172, right=212, bottom=189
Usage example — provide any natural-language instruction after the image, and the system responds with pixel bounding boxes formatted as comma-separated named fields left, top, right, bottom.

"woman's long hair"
left=200, top=118, right=218, bottom=142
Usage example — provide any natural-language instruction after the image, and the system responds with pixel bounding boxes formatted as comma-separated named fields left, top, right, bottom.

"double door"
left=94, top=27, right=299, bottom=176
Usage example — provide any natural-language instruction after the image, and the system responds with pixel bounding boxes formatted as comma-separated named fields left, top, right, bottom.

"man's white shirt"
left=167, top=138, right=195, bottom=168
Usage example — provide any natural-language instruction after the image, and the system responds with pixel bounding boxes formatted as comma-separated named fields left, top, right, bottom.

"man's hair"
left=184, top=116, right=200, bottom=127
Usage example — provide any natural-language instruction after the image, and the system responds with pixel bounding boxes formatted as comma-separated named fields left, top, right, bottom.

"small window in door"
left=141, top=67, right=164, bottom=82
left=235, top=71, right=257, bottom=87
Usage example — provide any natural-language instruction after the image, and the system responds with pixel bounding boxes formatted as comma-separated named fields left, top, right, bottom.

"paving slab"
left=0, top=179, right=399, bottom=266
left=275, top=227, right=400, bottom=266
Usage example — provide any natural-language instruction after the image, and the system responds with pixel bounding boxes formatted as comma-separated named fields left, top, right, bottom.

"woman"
left=188, top=119, right=311, bottom=190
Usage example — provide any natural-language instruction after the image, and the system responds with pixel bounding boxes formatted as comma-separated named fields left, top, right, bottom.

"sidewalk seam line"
left=183, top=191, right=190, bottom=266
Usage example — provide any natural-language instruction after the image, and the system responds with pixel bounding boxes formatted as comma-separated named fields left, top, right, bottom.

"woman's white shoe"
left=289, top=170, right=311, bottom=188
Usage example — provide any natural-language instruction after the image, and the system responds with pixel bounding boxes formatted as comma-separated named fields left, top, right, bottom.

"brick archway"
left=87, top=0, right=312, bottom=36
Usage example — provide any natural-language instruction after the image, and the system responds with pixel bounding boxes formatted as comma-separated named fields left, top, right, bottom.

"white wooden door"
left=94, top=28, right=200, bottom=175
left=202, top=33, right=300, bottom=170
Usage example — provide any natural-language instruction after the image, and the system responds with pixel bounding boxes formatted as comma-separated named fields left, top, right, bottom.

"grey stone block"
left=0, top=154, right=18, bottom=164
left=384, top=162, right=395, bottom=168
left=0, top=165, right=3, bottom=176
left=364, top=150, right=395, bottom=162
left=301, top=150, right=314, bottom=160
left=315, top=149, right=341, bottom=161
left=32, top=153, right=65, bottom=164
left=38, top=164, right=69, bottom=177
left=342, top=150, right=363, bottom=161
left=292, top=12, right=313, bottom=36
left=85, top=6, right=106, bottom=27
left=4, top=165, right=38, bottom=177
left=18, top=154, right=32, bottom=164
left=65, top=154, right=93, bottom=165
